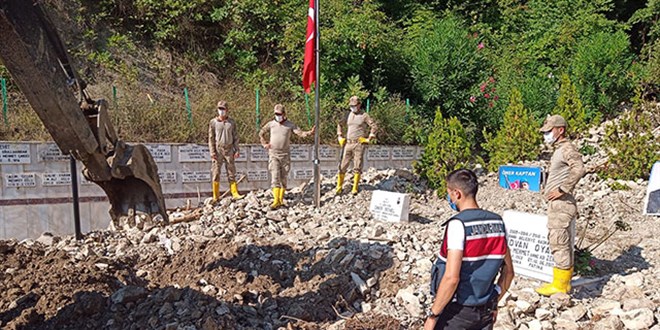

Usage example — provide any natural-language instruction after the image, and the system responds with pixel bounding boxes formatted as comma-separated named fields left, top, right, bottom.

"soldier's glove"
left=358, top=137, right=370, bottom=144
left=338, top=137, right=346, bottom=147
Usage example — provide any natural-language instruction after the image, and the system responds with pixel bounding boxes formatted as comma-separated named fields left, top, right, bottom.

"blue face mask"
left=446, top=193, right=458, bottom=211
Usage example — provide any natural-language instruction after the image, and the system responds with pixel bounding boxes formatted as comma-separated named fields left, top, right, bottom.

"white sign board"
left=179, top=144, right=211, bottom=162
left=366, top=145, right=390, bottom=161
left=321, top=168, right=338, bottom=178
left=181, top=171, right=211, bottom=183
left=0, top=143, right=31, bottom=164
left=369, top=190, right=411, bottom=222
left=159, top=171, right=177, bottom=184
left=319, top=145, right=339, bottom=161
left=41, top=173, right=72, bottom=186
left=290, top=145, right=310, bottom=161
left=416, top=147, right=425, bottom=160
left=4, top=173, right=37, bottom=188
left=145, top=144, right=172, bottom=163
left=294, top=168, right=313, bottom=180
left=37, top=144, right=69, bottom=162
left=502, top=210, right=560, bottom=283
left=644, top=162, right=660, bottom=215
left=391, top=146, right=416, bottom=160
left=250, top=146, right=269, bottom=161
left=235, top=149, right=248, bottom=162
left=247, top=170, right=269, bottom=182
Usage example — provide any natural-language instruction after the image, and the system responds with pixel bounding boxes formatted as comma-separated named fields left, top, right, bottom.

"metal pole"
left=256, top=88, right=261, bottom=132
left=313, top=0, right=321, bottom=208
left=70, top=156, right=82, bottom=240
left=1, top=78, right=7, bottom=125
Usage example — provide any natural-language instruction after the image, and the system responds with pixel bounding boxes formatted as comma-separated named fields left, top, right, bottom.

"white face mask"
left=275, top=115, right=284, bottom=122
left=218, top=110, right=227, bottom=117
left=350, top=106, right=358, bottom=113
left=543, top=131, right=556, bottom=144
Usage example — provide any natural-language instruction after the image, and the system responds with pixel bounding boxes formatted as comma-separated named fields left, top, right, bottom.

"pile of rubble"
left=1, top=158, right=659, bottom=329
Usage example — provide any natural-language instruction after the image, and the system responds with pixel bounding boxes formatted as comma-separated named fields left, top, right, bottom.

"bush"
left=554, top=73, right=588, bottom=138
left=414, top=109, right=475, bottom=195
left=482, top=89, right=540, bottom=172
left=600, top=106, right=660, bottom=180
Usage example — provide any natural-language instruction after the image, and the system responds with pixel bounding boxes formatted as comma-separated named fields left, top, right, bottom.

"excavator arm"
left=0, top=0, right=168, bottom=227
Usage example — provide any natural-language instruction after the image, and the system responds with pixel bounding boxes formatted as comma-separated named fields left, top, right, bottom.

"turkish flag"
left=302, top=0, right=315, bottom=93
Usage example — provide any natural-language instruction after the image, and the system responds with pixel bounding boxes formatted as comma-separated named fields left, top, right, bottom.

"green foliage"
left=608, top=181, right=631, bottom=191
left=414, top=109, right=474, bottom=195
left=554, top=74, right=588, bottom=138
left=600, top=107, right=660, bottom=180
left=573, top=247, right=596, bottom=276
left=579, top=144, right=597, bottom=156
left=482, top=89, right=540, bottom=172
left=569, top=31, right=634, bottom=120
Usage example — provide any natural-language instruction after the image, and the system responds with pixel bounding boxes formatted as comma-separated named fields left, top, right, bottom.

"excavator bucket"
left=0, top=0, right=168, bottom=227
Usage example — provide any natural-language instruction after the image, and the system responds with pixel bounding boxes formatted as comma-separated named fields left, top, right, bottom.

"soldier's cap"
left=217, top=100, right=228, bottom=110
left=349, top=96, right=360, bottom=106
left=539, top=115, right=567, bottom=132
left=274, top=104, right=285, bottom=113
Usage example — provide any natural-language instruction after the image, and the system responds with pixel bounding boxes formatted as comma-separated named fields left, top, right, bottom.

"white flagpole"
left=313, top=0, right=321, bottom=208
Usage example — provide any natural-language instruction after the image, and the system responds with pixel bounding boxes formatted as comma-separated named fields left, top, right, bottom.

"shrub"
left=482, top=89, right=541, bottom=172
left=554, top=73, right=588, bottom=138
left=600, top=107, right=660, bottom=180
left=414, top=109, right=474, bottom=195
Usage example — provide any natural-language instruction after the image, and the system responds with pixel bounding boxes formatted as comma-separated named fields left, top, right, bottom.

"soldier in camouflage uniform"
left=208, top=100, right=244, bottom=201
left=536, top=115, right=585, bottom=296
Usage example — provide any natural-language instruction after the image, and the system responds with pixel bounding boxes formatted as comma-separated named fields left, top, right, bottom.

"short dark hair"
left=446, top=169, right=478, bottom=197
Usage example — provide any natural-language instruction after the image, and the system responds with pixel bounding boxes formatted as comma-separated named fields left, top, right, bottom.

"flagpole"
left=313, top=0, right=321, bottom=208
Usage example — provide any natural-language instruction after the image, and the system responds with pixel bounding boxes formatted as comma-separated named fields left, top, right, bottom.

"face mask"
left=446, top=193, right=458, bottom=212
left=275, top=115, right=284, bottom=122
left=543, top=131, right=556, bottom=144
left=350, top=106, right=358, bottom=113
left=218, top=110, right=227, bottom=117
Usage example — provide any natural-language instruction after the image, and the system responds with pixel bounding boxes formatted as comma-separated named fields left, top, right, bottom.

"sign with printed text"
left=145, top=144, right=172, bottom=163
left=181, top=171, right=211, bottom=183
left=4, top=173, right=37, bottom=188
left=321, top=168, right=338, bottom=178
left=0, top=144, right=31, bottom=164
left=294, top=168, right=313, bottom=180
left=391, top=146, right=417, bottom=160
left=250, top=146, right=269, bottom=161
left=498, top=166, right=542, bottom=192
left=179, top=144, right=211, bottom=162
left=37, top=144, right=69, bottom=162
left=319, top=145, right=339, bottom=161
left=366, top=145, right=391, bottom=161
left=369, top=190, right=411, bottom=222
left=159, top=171, right=177, bottom=184
left=644, top=161, right=660, bottom=215
left=41, top=173, right=72, bottom=186
left=290, top=145, right=310, bottom=161
left=416, top=147, right=425, bottom=160
left=502, top=210, right=576, bottom=283
left=235, top=149, right=248, bottom=162
left=247, top=169, right=269, bottom=182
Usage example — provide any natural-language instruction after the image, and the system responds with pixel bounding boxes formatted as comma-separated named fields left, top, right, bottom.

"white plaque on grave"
left=319, top=145, right=339, bottom=161
left=159, top=171, right=177, bottom=184
left=321, top=168, right=338, bottom=178
left=416, top=147, right=425, bottom=160
left=247, top=169, right=269, bottom=182
left=0, top=143, right=31, bottom=164
left=366, top=145, right=390, bottom=161
left=294, top=168, right=313, bottom=180
left=392, top=146, right=416, bottom=160
left=369, top=190, right=411, bottom=222
left=290, top=145, right=310, bottom=161
left=146, top=144, right=172, bottom=163
left=502, top=210, right=574, bottom=283
left=235, top=148, right=248, bottom=162
left=37, top=144, right=69, bottom=162
left=179, top=144, right=211, bottom=162
left=4, top=173, right=37, bottom=188
left=250, top=146, right=269, bottom=161
left=181, top=171, right=211, bottom=183
left=41, top=173, right=72, bottom=186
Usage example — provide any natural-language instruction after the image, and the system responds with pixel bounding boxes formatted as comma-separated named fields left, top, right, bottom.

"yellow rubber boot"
left=279, top=187, right=286, bottom=207
left=270, top=187, right=281, bottom=209
left=212, top=182, right=220, bottom=201
left=351, top=173, right=360, bottom=195
left=336, top=173, right=345, bottom=194
left=230, top=181, right=244, bottom=200
left=536, top=267, right=573, bottom=296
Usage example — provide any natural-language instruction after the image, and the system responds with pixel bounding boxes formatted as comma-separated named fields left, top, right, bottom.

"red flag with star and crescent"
left=302, top=0, right=315, bottom=93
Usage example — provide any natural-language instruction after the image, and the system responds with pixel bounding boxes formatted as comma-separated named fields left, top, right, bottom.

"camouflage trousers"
left=268, top=150, right=290, bottom=188
left=212, top=146, right=236, bottom=183
left=339, top=141, right=365, bottom=175
left=547, top=195, right=577, bottom=270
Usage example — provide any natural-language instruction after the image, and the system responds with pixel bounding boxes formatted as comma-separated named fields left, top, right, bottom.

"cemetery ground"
left=0, top=163, right=658, bottom=330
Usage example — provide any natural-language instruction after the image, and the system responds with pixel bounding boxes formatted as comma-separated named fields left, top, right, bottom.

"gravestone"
left=369, top=190, right=411, bottom=222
